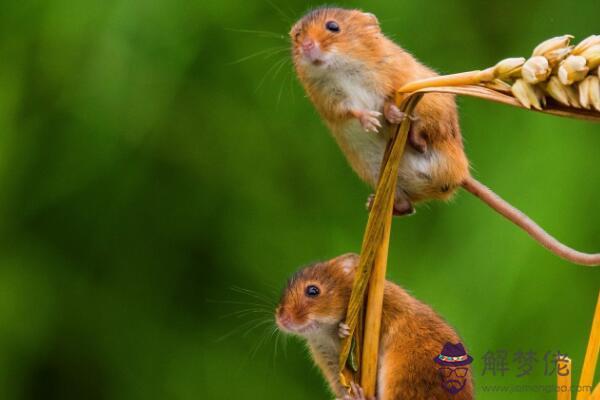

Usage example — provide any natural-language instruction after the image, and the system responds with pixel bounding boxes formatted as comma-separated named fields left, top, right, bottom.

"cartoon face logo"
left=434, top=342, right=473, bottom=395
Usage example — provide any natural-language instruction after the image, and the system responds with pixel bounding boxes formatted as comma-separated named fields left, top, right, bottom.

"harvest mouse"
left=290, top=7, right=599, bottom=266
left=275, top=254, right=474, bottom=400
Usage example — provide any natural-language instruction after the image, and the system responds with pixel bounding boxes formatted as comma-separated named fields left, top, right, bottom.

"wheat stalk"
left=398, top=35, right=600, bottom=119
left=558, top=357, right=572, bottom=400
left=577, top=291, right=600, bottom=400
left=339, top=35, right=600, bottom=399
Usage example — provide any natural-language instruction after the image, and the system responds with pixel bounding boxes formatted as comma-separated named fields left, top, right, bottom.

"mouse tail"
left=461, top=176, right=600, bottom=266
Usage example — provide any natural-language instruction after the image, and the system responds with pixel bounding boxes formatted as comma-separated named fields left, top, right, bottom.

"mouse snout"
left=301, top=39, right=316, bottom=51
left=278, top=313, right=292, bottom=326
left=300, top=39, right=322, bottom=63
left=276, top=307, right=293, bottom=329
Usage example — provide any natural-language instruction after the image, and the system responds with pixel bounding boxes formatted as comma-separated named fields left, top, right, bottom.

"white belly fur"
left=333, top=121, right=442, bottom=198
left=332, top=121, right=386, bottom=187
left=315, top=59, right=440, bottom=198
left=326, top=67, right=388, bottom=187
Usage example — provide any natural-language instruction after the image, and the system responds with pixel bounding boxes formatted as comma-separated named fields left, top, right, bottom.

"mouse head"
left=290, top=7, right=380, bottom=75
left=275, top=253, right=359, bottom=338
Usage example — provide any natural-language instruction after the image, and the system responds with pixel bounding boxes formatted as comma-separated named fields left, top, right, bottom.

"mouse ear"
left=330, top=253, right=359, bottom=274
left=363, top=12, right=379, bottom=26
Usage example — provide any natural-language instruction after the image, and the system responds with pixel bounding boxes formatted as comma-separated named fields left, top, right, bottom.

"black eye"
left=305, top=285, right=320, bottom=297
left=325, top=21, right=340, bottom=33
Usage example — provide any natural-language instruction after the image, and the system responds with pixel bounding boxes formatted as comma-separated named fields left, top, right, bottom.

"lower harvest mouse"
left=276, top=254, right=474, bottom=400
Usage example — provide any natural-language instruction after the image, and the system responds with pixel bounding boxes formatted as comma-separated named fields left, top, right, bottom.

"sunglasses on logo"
left=438, top=367, right=469, bottom=378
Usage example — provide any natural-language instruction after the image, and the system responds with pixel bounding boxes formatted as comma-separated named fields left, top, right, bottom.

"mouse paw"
left=365, top=194, right=375, bottom=211
left=338, top=322, right=351, bottom=339
left=367, top=194, right=414, bottom=216
left=384, top=103, right=406, bottom=124
left=355, top=110, right=382, bottom=133
left=393, top=197, right=415, bottom=217
left=384, top=103, right=420, bottom=125
left=343, top=382, right=375, bottom=400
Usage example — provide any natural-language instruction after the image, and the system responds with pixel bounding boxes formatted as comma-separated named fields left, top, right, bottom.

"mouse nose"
left=277, top=308, right=292, bottom=328
left=279, top=314, right=291, bottom=325
left=301, top=39, right=316, bottom=52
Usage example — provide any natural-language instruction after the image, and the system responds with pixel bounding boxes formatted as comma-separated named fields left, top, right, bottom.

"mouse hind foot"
left=342, top=382, right=375, bottom=400
left=392, top=197, right=415, bottom=216
left=365, top=194, right=415, bottom=217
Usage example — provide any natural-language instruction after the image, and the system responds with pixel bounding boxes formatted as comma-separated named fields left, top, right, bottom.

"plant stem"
left=577, top=291, right=600, bottom=400
left=558, top=357, right=572, bottom=400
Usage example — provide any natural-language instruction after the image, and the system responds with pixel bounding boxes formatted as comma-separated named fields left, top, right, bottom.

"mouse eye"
left=325, top=21, right=340, bottom=33
left=305, top=285, right=320, bottom=297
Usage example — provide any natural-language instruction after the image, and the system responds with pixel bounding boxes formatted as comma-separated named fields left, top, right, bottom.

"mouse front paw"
left=384, top=103, right=420, bottom=125
left=384, top=103, right=406, bottom=124
left=338, top=322, right=351, bottom=338
left=353, top=109, right=382, bottom=133
left=365, top=193, right=375, bottom=211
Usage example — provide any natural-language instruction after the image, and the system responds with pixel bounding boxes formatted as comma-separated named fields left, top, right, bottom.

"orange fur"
left=276, top=254, right=474, bottom=400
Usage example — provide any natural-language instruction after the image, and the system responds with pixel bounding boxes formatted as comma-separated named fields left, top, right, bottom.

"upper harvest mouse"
left=276, top=253, right=474, bottom=400
left=290, top=7, right=600, bottom=266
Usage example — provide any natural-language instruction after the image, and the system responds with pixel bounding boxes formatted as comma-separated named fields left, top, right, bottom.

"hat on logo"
left=434, top=342, right=473, bottom=367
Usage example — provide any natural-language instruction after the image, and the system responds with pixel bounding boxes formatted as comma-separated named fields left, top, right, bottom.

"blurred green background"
left=0, top=0, right=599, bottom=399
